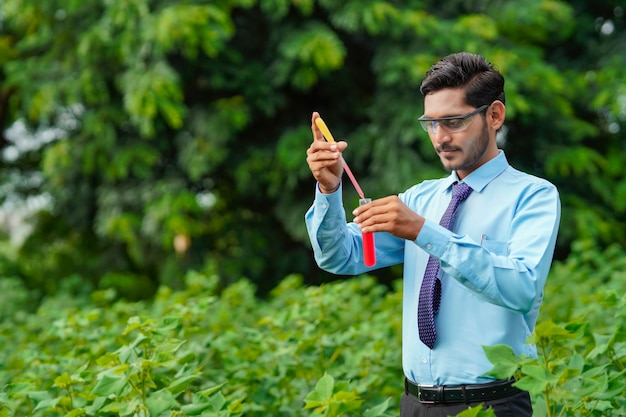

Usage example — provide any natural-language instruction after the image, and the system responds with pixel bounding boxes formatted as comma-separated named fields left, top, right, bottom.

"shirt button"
left=422, top=358, right=428, bottom=364
left=426, top=243, right=433, bottom=250
left=322, top=203, right=328, bottom=209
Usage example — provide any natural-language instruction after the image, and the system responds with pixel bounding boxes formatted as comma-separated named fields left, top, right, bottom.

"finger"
left=307, top=141, right=340, bottom=160
left=306, top=152, right=342, bottom=176
left=353, top=197, right=398, bottom=225
left=353, top=196, right=385, bottom=217
left=307, top=155, right=342, bottom=170
left=311, top=112, right=325, bottom=142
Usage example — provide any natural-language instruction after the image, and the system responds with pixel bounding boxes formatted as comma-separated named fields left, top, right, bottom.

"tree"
left=0, top=0, right=624, bottom=299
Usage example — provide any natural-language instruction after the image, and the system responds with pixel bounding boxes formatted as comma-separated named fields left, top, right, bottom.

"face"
left=422, top=88, right=500, bottom=179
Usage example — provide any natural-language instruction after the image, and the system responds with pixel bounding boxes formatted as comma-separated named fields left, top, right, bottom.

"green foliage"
left=456, top=406, right=495, bottom=417
left=0, top=0, right=624, bottom=296
left=493, top=0, right=575, bottom=44
left=1, top=1, right=625, bottom=413
left=274, top=22, right=347, bottom=90
left=484, top=240, right=626, bottom=416
left=2, top=243, right=625, bottom=416
left=0, top=277, right=30, bottom=320
left=0, top=273, right=402, bottom=416
left=303, top=373, right=364, bottom=416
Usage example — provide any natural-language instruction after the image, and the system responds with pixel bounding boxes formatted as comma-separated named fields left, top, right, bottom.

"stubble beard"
left=438, top=123, right=490, bottom=173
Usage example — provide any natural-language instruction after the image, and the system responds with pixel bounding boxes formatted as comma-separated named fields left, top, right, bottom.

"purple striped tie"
left=418, top=182, right=472, bottom=349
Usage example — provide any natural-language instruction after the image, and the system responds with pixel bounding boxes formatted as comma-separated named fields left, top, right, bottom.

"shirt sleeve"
left=415, top=182, right=561, bottom=313
left=305, top=182, right=405, bottom=275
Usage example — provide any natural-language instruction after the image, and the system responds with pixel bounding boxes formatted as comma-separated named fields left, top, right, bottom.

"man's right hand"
left=306, top=112, right=348, bottom=194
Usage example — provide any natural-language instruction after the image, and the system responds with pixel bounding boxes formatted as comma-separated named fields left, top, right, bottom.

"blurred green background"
left=0, top=0, right=625, bottom=303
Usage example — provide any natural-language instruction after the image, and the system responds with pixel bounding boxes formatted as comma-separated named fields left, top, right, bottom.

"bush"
left=1, top=241, right=624, bottom=416
left=0, top=272, right=403, bottom=416
left=0, top=277, right=30, bottom=321
left=485, top=240, right=626, bottom=417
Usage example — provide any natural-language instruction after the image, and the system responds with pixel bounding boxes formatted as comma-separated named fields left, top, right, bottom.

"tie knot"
left=452, top=182, right=472, bottom=202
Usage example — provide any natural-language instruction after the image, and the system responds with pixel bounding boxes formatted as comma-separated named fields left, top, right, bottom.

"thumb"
left=336, top=141, right=348, bottom=152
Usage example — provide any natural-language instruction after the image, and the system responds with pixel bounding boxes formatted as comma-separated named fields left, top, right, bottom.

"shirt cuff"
left=415, top=218, right=454, bottom=258
left=315, top=181, right=342, bottom=199
left=312, top=182, right=344, bottom=216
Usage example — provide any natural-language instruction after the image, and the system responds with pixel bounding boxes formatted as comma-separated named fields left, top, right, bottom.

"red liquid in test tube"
left=359, top=198, right=376, bottom=267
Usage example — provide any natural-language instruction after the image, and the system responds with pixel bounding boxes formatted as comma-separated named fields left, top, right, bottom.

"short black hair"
left=420, top=52, right=505, bottom=108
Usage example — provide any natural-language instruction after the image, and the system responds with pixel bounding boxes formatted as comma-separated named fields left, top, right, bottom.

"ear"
left=488, top=100, right=506, bottom=131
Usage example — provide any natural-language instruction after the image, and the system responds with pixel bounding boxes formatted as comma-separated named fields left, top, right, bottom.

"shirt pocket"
left=481, top=238, right=510, bottom=256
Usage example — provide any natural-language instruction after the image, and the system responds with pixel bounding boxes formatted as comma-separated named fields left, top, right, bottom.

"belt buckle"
left=417, top=385, right=436, bottom=404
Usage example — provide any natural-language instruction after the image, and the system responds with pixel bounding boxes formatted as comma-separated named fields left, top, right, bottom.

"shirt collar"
left=441, top=150, right=509, bottom=193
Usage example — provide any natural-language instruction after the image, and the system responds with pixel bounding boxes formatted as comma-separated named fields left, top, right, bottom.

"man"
left=304, top=52, right=561, bottom=416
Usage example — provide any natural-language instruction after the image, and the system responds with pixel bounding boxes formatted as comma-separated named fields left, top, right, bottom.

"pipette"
left=314, top=116, right=376, bottom=267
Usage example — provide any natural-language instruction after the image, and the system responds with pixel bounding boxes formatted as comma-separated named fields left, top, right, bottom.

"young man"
left=304, top=52, right=561, bottom=416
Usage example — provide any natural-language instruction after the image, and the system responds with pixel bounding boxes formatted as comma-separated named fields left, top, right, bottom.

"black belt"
left=405, top=378, right=520, bottom=404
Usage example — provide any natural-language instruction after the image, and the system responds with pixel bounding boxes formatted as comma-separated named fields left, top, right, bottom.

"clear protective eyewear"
left=418, top=104, right=489, bottom=134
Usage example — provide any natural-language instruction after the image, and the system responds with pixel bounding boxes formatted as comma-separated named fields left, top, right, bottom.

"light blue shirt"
left=305, top=151, right=561, bottom=385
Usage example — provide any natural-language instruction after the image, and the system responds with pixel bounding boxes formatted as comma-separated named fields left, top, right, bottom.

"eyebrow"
left=422, top=112, right=466, bottom=119
left=419, top=105, right=488, bottom=121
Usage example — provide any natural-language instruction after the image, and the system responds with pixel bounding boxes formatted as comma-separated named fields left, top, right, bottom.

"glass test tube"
left=359, top=198, right=376, bottom=267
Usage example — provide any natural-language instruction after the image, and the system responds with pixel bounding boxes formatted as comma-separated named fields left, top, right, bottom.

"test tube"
left=359, top=198, right=376, bottom=267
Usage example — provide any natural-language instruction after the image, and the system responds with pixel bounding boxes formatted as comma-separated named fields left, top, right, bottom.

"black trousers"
left=400, top=390, right=532, bottom=417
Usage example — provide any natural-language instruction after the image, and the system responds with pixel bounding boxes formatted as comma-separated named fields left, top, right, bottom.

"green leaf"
left=591, top=371, right=626, bottom=400
left=531, top=320, right=575, bottom=343
left=587, top=331, right=616, bottom=359
left=120, top=398, right=142, bottom=416
left=515, top=365, right=550, bottom=394
left=146, top=390, right=179, bottom=417
left=564, top=371, right=608, bottom=399
left=54, top=372, right=74, bottom=389
left=123, top=316, right=143, bottom=335
left=33, top=397, right=61, bottom=412
left=197, top=382, right=227, bottom=397
left=567, top=352, right=584, bottom=374
left=84, top=396, right=108, bottom=415
left=27, top=391, right=52, bottom=402
left=210, top=392, right=227, bottom=411
left=328, top=390, right=363, bottom=414
left=482, top=344, right=520, bottom=379
left=91, top=373, right=128, bottom=397
left=303, top=373, right=335, bottom=410
left=362, top=397, right=391, bottom=417
left=99, top=401, right=125, bottom=414
left=167, top=374, right=201, bottom=395
left=181, top=401, right=213, bottom=416
left=64, top=409, right=87, bottom=417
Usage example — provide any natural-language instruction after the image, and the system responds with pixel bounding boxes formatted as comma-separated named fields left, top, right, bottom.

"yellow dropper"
left=314, top=116, right=365, bottom=199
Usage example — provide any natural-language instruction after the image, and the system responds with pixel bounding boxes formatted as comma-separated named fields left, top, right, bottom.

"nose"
left=432, top=123, right=451, bottom=144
